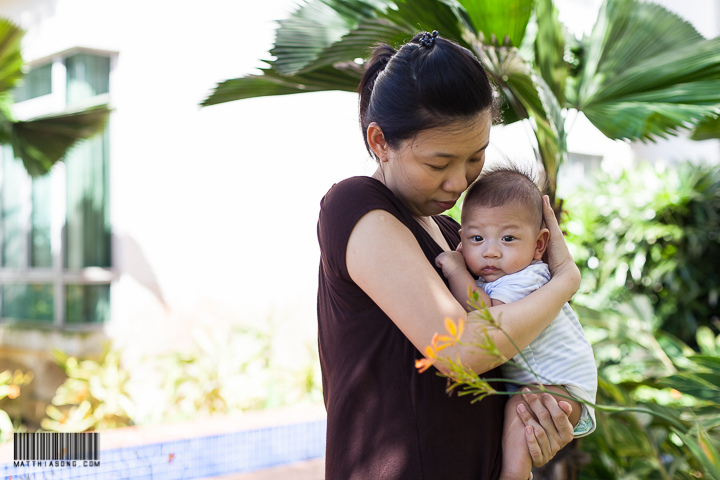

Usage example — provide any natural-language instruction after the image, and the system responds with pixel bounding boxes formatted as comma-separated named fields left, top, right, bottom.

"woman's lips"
left=436, top=200, right=457, bottom=210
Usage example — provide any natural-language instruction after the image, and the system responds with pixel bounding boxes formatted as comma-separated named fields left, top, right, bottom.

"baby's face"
left=460, top=203, right=547, bottom=282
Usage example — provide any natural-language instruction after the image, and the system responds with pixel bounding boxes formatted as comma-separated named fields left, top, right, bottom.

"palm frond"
left=10, top=104, right=110, bottom=177
left=691, top=114, right=720, bottom=141
left=533, top=0, right=566, bottom=105
left=474, top=40, right=565, bottom=200
left=202, top=64, right=361, bottom=106
left=574, top=0, right=703, bottom=108
left=0, top=19, right=24, bottom=94
left=571, top=0, right=720, bottom=141
left=457, top=0, right=532, bottom=47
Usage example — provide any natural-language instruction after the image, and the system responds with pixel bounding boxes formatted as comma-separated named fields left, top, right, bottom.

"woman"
left=317, top=32, right=579, bottom=479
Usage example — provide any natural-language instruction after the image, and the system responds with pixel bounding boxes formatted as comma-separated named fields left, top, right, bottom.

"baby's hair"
left=462, top=164, right=547, bottom=229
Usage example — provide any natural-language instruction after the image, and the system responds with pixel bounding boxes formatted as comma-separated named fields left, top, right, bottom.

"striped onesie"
left=477, top=260, right=598, bottom=437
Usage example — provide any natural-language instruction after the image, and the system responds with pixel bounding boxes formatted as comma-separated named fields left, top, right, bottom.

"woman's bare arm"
left=346, top=204, right=579, bottom=375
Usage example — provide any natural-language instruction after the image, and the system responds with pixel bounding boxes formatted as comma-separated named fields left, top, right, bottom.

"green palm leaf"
left=458, top=0, right=532, bottom=47
left=475, top=40, right=565, bottom=199
left=270, top=0, right=365, bottom=76
left=10, top=104, right=110, bottom=177
left=533, top=0, right=566, bottom=105
left=202, top=64, right=361, bottom=106
left=571, top=0, right=720, bottom=141
left=0, top=19, right=24, bottom=94
left=691, top=114, right=720, bottom=141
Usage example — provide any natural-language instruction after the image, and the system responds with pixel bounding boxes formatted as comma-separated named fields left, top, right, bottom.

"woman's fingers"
left=518, top=388, right=574, bottom=466
left=548, top=397, right=575, bottom=445
left=516, top=400, right=551, bottom=466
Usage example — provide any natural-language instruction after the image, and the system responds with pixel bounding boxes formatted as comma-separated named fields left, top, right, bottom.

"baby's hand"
left=435, top=251, right=468, bottom=279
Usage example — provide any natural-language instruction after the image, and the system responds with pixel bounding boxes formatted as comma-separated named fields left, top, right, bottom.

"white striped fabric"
left=477, top=261, right=598, bottom=437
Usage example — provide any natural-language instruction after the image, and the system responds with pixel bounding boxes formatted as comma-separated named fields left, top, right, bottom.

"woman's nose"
left=444, top=167, right=468, bottom=194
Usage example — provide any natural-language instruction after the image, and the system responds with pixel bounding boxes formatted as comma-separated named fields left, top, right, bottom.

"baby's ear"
left=534, top=228, right=550, bottom=260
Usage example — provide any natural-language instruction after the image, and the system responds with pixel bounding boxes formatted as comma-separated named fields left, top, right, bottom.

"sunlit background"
left=0, top=0, right=719, bottom=479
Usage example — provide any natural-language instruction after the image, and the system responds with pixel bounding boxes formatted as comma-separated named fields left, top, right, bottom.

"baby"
left=435, top=166, right=597, bottom=480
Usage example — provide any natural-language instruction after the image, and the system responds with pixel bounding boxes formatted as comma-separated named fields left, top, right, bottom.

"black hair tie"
left=419, top=30, right=438, bottom=48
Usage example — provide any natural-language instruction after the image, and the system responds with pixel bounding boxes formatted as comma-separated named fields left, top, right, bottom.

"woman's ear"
left=534, top=228, right=550, bottom=260
left=367, top=123, right=389, bottom=162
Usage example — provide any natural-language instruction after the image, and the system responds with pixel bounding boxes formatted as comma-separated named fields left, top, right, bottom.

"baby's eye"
left=471, top=235, right=483, bottom=242
left=502, top=236, right=515, bottom=242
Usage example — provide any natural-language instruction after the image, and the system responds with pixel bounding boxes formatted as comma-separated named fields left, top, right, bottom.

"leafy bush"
left=42, top=347, right=134, bottom=432
left=42, top=324, right=323, bottom=431
left=0, top=369, right=33, bottom=441
left=576, top=298, right=720, bottom=479
left=565, top=161, right=720, bottom=346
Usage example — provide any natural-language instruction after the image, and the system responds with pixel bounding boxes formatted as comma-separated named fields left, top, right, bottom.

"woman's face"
left=373, top=111, right=491, bottom=217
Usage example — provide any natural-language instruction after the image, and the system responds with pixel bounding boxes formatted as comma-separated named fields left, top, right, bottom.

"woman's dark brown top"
left=317, top=176, right=505, bottom=480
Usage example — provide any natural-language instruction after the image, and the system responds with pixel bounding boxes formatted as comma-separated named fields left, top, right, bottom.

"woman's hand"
left=542, top=196, right=580, bottom=296
left=516, top=388, right=575, bottom=466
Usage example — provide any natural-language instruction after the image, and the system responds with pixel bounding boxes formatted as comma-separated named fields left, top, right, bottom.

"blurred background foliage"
left=566, top=161, right=720, bottom=346
left=32, top=324, right=322, bottom=434
left=563, top=161, right=720, bottom=480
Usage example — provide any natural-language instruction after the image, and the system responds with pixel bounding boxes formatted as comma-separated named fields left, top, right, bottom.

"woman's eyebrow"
left=430, top=142, right=489, bottom=158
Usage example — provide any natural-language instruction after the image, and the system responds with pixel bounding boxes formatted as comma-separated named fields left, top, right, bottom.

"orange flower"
left=670, top=389, right=682, bottom=399
left=6, top=385, right=19, bottom=399
left=443, top=317, right=465, bottom=344
left=416, top=345, right=438, bottom=373
left=431, top=332, right=450, bottom=352
left=415, top=357, right=436, bottom=373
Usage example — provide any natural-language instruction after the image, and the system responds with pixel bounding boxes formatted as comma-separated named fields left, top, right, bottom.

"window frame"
left=0, top=47, right=118, bottom=330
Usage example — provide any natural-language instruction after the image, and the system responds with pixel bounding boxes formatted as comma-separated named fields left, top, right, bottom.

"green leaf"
left=0, top=18, right=24, bottom=94
left=673, top=427, right=720, bottom=480
left=571, top=0, right=719, bottom=141
left=10, top=104, right=110, bottom=177
left=308, top=17, right=412, bottom=70
left=658, top=372, right=720, bottom=403
left=379, top=0, right=470, bottom=47
left=201, top=64, right=361, bottom=106
left=689, top=355, right=720, bottom=374
left=458, top=0, right=532, bottom=46
left=533, top=0, right=566, bottom=105
left=691, top=114, right=720, bottom=141
left=270, top=0, right=361, bottom=76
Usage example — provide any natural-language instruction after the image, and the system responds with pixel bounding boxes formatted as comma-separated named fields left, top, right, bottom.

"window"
left=0, top=50, right=114, bottom=327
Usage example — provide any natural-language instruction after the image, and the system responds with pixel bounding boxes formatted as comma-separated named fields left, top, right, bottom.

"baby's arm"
left=435, top=251, right=489, bottom=312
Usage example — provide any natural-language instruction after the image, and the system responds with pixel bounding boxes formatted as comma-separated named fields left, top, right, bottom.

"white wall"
left=0, top=0, right=376, bottom=363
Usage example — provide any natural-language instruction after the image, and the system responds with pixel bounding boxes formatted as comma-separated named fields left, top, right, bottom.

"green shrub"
left=565, top=161, right=720, bottom=346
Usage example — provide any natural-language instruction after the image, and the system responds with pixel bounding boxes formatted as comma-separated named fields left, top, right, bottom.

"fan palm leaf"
left=570, top=0, right=720, bottom=141
left=533, top=0, right=566, bottom=105
left=10, top=104, right=110, bottom=177
left=0, top=18, right=112, bottom=177
left=202, top=0, right=534, bottom=107
left=458, top=0, right=532, bottom=48
left=691, top=114, right=720, bottom=141
left=0, top=18, right=24, bottom=94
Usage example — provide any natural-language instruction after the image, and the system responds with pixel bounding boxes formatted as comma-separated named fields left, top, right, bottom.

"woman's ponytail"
left=358, top=44, right=396, bottom=155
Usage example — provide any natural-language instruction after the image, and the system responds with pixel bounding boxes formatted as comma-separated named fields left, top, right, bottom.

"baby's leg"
left=500, top=393, right=533, bottom=480
left=500, top=386, right=582, bottom=480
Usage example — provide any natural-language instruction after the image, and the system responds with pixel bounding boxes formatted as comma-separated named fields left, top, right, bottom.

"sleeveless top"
left=317, top=176, right=505, bottom=480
